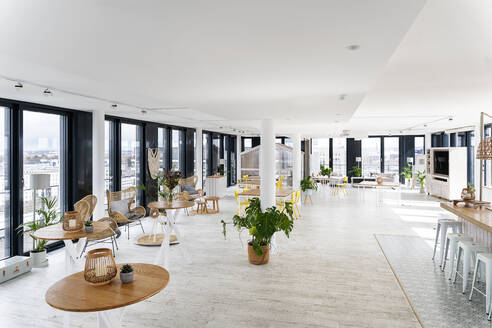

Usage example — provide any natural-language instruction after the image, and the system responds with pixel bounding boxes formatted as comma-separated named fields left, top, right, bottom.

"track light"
left=111, top=104, right=118, bottom=109
left=14, top=82, right=23, bottom=90
left=140, top=109, right=147, bottom=114
left=43, top=88, right=52, bottom=96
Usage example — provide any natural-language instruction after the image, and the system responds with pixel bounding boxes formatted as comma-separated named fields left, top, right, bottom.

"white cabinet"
left=206, top=175, right=226, bottom=197
left=426, top=147, right=467, bottom=200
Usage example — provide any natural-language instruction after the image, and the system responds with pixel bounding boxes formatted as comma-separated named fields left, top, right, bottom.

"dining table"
left=239, top=188, right=293, bottom=198
left=45, top=263, right=169, bottom=328
left=147, top=200, right=195, bottom=269
left=32, top=221, right=111, bottom=273
left=354, top=181, right=401, bottom=206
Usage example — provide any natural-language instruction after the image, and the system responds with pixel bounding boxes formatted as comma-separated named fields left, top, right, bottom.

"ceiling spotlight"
left=423, top=124, right=428, bottom=128
left=43, top=88, right=52, bottom=97
left=111, top=104, right=118, bottom=109
left=141, top=109, right=147, bottom=114
left=14, top=82, right=23, bottom=90
left=346, top=44, right=360, bottom=51
left=448, top=116, right=453, bottom=121
left=339, top=94, right=347, bottom=101
left=399, top=130, right=403, bottom=134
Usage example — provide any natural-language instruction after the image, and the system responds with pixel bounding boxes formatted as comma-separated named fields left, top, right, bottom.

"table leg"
left=154, top=210, right=174, bottom=268
left=97, top=308, right=125, bottom=328
left=63, top=238, right=86, bottom=274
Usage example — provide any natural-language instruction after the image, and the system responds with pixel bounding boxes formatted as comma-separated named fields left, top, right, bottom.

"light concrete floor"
left=0, top=186, right=441, bottom=327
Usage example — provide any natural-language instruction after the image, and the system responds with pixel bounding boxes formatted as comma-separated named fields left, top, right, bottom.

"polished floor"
left=1, top=186, right=439, bottom=327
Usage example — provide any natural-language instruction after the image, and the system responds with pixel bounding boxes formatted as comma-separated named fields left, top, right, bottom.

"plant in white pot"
left=300, top=176, right=317, bottom=197
left=400, top=165, right=413, bottom=188
left=416, top=170, right=426, bottom=193
left=17, top=197, right=61, bottom=268
left=221, top=198, right=294, bottom=265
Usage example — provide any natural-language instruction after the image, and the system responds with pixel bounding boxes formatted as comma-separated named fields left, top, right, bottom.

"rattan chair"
left=176, top=175, right=205, bottom=201
left=106, top=186, right=146, bottom=239
left=81, top=217, right=119, bottom=256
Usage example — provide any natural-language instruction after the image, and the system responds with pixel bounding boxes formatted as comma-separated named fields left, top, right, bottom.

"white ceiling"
left=0, top=0, right=429, bottom=136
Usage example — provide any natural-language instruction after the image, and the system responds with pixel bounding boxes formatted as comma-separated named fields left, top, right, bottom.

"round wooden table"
left=32, top=221, right=111, bottom=273
left=147, top=200, right=195, bottom=269
left=46, top=263, right=169, bottom=327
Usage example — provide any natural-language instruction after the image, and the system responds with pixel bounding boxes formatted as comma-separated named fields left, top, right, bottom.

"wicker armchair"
left=177, top=175, right=205, bottom=201
left=75, top=194, right=97, bottom=221
left=106, top=186, right=146, bottom=239
left=81, top=217, right=119, bottom=256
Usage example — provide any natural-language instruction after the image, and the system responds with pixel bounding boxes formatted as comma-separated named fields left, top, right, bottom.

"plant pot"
left=405, top=178, right=411, bottom=188
left=420, top=187, right=425, bottom=194
left=461, top=188, right=475, bottom=200
left=247, top=244, right=270, bottom=265
left=120, top=271, right=134, bottom=283
left=31, top=250, right=48, bottom=268
left=85, top=225, right=94, bottom=233
left=376, top=177, right=383, bottom=185
left=305, top=189, right=313, bottom=196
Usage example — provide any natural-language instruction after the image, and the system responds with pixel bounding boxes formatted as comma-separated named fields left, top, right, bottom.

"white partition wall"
left=92, top=110, right=106, bottom=219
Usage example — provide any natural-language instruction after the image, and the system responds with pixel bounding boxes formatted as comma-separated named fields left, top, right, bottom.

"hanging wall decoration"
left=148, top=148, right=160, bottom=179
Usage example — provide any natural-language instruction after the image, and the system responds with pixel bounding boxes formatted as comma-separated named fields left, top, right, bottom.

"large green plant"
left=300, top=176, right=317, bottom=192
left=400, top=165, right=413, bottom=179
left=17, top=197, right=61, bottom=252
left=320, top=164, right=332, bottom=177
left=348, top=165, right=362, bottom=177
left=221, top=198, right=294, bottom=256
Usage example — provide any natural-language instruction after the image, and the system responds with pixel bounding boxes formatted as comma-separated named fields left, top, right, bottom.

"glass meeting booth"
left=239, top=143, right=297, bottom=186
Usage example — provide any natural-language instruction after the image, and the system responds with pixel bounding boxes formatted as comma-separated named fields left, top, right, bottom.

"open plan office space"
left=2, top=1, right=492, bottom=327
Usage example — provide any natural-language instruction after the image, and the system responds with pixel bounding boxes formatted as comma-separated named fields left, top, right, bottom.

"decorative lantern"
left=84, top=248, right=117, bottom=285
left=62, top=211, right=83, bottom=231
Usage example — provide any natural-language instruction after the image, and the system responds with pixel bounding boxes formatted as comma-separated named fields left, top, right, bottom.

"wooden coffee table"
left=46, top=263, right=169, bottom=328
left=32, top=221, right=111, bottom=273
left=147, top=200, right=195, bottom=269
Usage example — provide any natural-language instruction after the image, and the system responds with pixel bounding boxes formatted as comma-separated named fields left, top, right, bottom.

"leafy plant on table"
left=221, top=198, right=295, bottom=256
left=467, top=183, right=475, bottom=192
left=300, top=176, right=317, bottom=192
left=17, top=197, right=61, bottom=252
left=84, top=220, right=93, bottom=226
left=400, top=164, right=413, bottom=179
left=138, top=170, right=182, bottom=201
left=348, top=165, right=362, bottom=177
left=320, top=164, right=332, bottom=177
left=120, top=264, right=134, bottom=273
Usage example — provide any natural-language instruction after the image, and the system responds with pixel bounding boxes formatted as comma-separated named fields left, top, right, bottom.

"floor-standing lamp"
left=30, top=174, right=51, bottom=222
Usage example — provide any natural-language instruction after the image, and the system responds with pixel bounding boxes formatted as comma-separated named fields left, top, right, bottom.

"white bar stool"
left=432, top=217, right=463, bottom=266
left=453, top=241, right=489, bottom=294
left=442, top=232, right=473, bottom=279
left=469, top=253, right=492, bottom=313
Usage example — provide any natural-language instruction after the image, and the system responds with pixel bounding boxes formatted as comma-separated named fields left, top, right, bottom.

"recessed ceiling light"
left=339, top=94, right=347, bottom=101
left=43, top=88, right=52, bottom=97
left=346, top=44, right=360, bottom=51
left=141, top=109, right=147, bottom=114
left=423, top=124, right=428, bottom=128
left=14, top=82, right=23, bottom=89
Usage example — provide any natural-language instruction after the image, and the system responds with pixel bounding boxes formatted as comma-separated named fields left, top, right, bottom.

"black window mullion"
left=114, top=120, right=121, bottom=192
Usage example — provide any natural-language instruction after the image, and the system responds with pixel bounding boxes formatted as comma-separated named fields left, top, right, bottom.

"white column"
left=474, top=122, right=482, bottom=199
left=260, top=119, right=276, bottom=210
left=425, top=132, right=432, bottom=151
left=196, top=128, right=203, bottom=189
left=292, top=133, right=301, bottom=190
left=236, top=134, right=242, bottom=183
left=92, top=110, right=106, bottom=219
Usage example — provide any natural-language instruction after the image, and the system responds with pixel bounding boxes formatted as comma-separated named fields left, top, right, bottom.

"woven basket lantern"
left=84, top=248, right=117, bottom=286
left=477, top=137, right=492, bottom=160
left=62, top=211, right=83, bottom=231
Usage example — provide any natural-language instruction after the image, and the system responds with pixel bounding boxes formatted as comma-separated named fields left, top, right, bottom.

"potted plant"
left=300, top=176, right=317, bottom=197
left=221, top=198, right=294, bottom=265
left=320, top=164, right=332, bottom=177
left=462, top=183, right=475, bottom=200
left=17, top=197, right=61, bottom=268
left=400, top=165, right=413, bottom=187
left=348, top=166, right=362, bottom=178
left=416, top=170, right=426, bottom=193
left=85, top=220, right=94, bottom=233
left=120, top=264, right=134, bottom=283
left=217, top=165, right=225, bottom=176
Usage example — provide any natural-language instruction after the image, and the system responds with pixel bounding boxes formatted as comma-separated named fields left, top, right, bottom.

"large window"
left=104, top=120, right=114, bottom=193
left=120, top=123, right=142, bottom=193
left=362, top=138, right=381, bottom=175
left=312, top=138, right=330, bottom=167
left=415, top=136, right=425, bottom=155
left=0, top=107, right=9, bottom=260
left=158, top=127, right=169, bottom=173
left=171, top=129, right=184, bottom=173
left=22, top=111, right=65, bottom=252
left=384, top=137, right=399, bottom=174
left=332, top=138, right=346, bottom=176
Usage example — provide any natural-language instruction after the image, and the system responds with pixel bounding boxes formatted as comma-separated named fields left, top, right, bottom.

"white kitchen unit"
left=206, top=175, right=226, bottom=197
left=426, top=147, right=467, bottom=200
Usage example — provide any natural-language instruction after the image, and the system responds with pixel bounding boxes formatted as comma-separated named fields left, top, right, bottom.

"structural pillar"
left=92, top=109, right=106, bottom=219
left=236, top=134, right=242, bottom=183
left=260, top=119, right=275, bottom=210
left=196, top=128, right=203, bottom=189
left=292, top=133, right=302, bottom=190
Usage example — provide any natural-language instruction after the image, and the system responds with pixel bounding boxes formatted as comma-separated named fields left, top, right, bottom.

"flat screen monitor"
left=434, top=151, right=449, bottom=176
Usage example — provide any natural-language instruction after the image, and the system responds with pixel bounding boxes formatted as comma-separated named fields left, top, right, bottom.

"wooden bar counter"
left=441, top=202, right=492, bottom=247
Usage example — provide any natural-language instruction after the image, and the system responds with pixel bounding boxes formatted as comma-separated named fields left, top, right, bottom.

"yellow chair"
left=275, top=181, right=282, bottom=190
left=280, top=175, right=285, bottom=184
left=242, top=175, right=249, bottom=182
left=334, top=177, right=349, bottom=196
left=293, top=190, right=301, bottom=218
left=235, top=190, right=250, bottom=215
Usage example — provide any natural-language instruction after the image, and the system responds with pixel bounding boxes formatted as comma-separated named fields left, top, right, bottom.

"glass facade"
left=384, top=137, right=399, bottom=174
left=362, top=138, right=381, bottom=175
left=312, top=138, right=330, bottom=167
left=332, top=138, right=346, bottom=176
left=120, top=123, right=142, bottom=192
left=0, top=107, right=9, bottom=260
